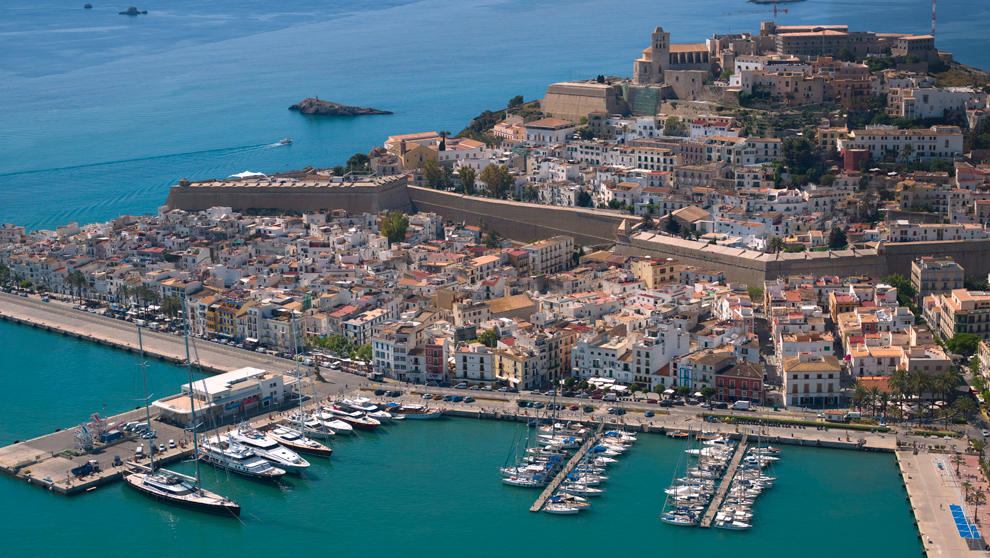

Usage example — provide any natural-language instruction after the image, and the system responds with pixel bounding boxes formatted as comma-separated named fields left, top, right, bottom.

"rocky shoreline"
left=289, top=98, right=392, bottom=116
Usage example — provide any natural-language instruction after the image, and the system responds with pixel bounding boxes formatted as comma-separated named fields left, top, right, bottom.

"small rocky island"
left=119, top=6, right=147, bottom=15
left=288, top=98, right=392, bottom=116
left=84, top=4, right=93, bottom=8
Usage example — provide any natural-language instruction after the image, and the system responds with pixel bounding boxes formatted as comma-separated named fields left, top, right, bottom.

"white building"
left=153, top=367, right=290, bottom=427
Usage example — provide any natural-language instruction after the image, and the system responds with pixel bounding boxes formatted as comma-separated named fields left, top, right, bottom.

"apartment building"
left=910, top=256, right=964, bottom=305
left=782, top=353, right=842, bottom=407
left=523, top=235, right=573, bottom=275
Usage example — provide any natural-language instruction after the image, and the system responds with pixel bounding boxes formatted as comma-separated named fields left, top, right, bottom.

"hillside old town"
left=4, top=20, right=990, bottom=416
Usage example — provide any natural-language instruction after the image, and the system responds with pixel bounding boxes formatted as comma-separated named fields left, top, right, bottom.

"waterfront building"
left=153, top=367, right=291, bottom=427
left=454, top=342, right=495, bottom=386
left=782, top=353, right=842, bottom=407
left=715, top=362, right=764, bottom=404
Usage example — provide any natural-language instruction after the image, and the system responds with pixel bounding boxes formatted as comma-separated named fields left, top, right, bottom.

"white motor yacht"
left=228, top=426, right=311, bottom=474
left=661, top=513, right=698, bottom=526
left=198, top=436, right=286, bottom=481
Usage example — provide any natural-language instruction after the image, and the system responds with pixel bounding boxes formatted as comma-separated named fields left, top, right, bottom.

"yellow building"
left=630, top=257, right=681, bottom=289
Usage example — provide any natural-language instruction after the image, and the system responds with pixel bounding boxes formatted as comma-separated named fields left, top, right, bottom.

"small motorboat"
left=278, top=138, right=292, bottom=145
left=661, top=513, right=698, bottom=526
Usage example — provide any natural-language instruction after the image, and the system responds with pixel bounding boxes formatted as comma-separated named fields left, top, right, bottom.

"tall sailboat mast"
left=137, top=327, right=154, bottom=471
left=181, top=298, right=203, bottom=493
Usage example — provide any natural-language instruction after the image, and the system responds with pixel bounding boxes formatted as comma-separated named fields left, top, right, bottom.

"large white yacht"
left=198, top=436, right=286, bottom=482
left=228, top=425, right=311, bottom=474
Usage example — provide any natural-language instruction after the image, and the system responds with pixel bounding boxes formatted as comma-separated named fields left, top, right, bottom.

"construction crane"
left=722, top=3, right=788, bottom=25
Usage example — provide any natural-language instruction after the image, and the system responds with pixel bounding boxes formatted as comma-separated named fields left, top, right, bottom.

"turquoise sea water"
left=0, top=321, right=922, bottom=557
left=2, top=0, right=988, bottom=229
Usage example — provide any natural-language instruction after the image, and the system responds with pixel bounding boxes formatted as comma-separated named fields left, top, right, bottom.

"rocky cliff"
left=288, top=98, right=392, bottom=116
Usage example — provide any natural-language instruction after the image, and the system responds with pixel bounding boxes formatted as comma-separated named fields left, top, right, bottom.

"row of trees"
left=852, top=368, right=971, bottom=424
left=307, top=334, right=372, bottom=362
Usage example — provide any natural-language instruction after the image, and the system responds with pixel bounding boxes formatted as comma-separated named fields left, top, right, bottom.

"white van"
left=730, top=400, right=751, bottom=411
left=134, top=445, right=144, bottom=459
left=603, top=393, right=617, bottom=402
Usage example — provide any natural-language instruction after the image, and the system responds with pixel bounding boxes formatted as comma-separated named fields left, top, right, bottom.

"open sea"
left=0, top=319, right=921, bottom=557
left=0, top=1, right=979, bottom=553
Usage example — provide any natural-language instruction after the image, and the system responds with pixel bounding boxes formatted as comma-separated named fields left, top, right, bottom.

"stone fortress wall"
left=165, top=179, right=990, bottom=286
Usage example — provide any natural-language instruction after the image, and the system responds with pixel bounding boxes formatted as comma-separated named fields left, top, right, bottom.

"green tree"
left=767, top=235, right=785, bottom=253
left=480, top=164, right=513, bottom=199
left=116, top=284, right=132, bottom=307
left=508, top=95, right=524, bottom=108
left=477, top=328, right=499, bottom=348
left=596, top=75, right=605, bottom=84
left=641, top=211, right=655, bottom=230
left=578, top=380, right=590, bottom=391
left=66, top=270, right=87, bottom=302
left=161, top=295, right=181, bottom=319
left=308, top=334, right=354, bottom=356
left=576, top=190, right=593, bottom=207
left=563, top=377, right=576, bottom=388
left=946, top=333, right=981, bottom=356
left=700, top=387, right=716, bottom=399
left=664, top=217, right=680, bottom=235
left=820, top=173, right=836, bottom=186
left=747, top=286, right=764, bottom=305
left=782, top=137, right=816, bottom=175
left=838, top=48, right=855, bottom=62
left=677, top=386, right=691, bottom=397
left=828, top=227, right=847, bottom=250
left=346, top=152, right=370, bottom=171
left=332, top=165, right=346, bottom=176
left=0, top=264, right=9, bottom=286
left=629, top=383, right=641, bottom=393
left=900, top=143, right=915, bottom=161
left=882, top=273, right=917, bottom=307
left=379, top=210, right=409, bottom=244
left=422, top=157, right=442, bottom=188
left=965, top=275, right=990, bottom=291
left=459, top=167, right=476, bottom=195
left=664, top=116, right=686, bottom=137
left=485, top=229, right=502, bottom=249
left=355, top=343, right=373, bottom=363
left=19, top=279, right=33, bottom=290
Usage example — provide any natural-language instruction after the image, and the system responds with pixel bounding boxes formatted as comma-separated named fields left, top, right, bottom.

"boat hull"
left=123, top=473, right=241, bottom=517
left=400, top=411, right=443, bottom=419
left=199, top=455, right=285, bottom=482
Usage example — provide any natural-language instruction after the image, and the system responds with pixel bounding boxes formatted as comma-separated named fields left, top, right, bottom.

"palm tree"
left=963, top=480, right=973, bottom=501
left=953, top=454, right=965, bottom=476
left=0, top=264, right=10, bottom=286
left=161, top=295, right=182, bottom=320
left=867, top=386, right=881, bottom=417
left=767, top=236, right=785, bottom=253
left=888, top=369, right=908, bottom=411
left=972, top=439, right=987, bottom=458
left=852, top=381, right=867, bottom=411
left=909, top=370, right=933, bottom=422
left=117, top=284, right=131, bottom=308
left=641, top=211, right=655, bottom=230
left=878, top=391, right=890, bottom=420
left=66, top=270, right=86, bottom=302
left=972, top=489, right=986, bottom=523
left=932, top=371, right=961, bottom=408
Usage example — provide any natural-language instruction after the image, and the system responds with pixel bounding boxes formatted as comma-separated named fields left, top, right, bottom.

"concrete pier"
left=530, top=420, right=605, bottom=512
left=700, top=433, right=748, bottom=528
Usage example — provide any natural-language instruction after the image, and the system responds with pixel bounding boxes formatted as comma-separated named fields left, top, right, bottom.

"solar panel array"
left=950, top=505, right=982, bottom=539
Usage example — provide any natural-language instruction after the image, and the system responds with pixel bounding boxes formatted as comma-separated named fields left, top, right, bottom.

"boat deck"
left=699, top=432, right=749, bottom=528
left=530, top=420, right=605, bottom=512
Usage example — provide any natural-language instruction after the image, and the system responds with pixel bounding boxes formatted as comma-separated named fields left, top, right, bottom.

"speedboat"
left=543, top=503, right=580, bottom=515
left=228, top=425, right=311, bottom=474
left=342, top=398, right=379, bottom=413
left=390, top=403, right=442, bottom=419
left=703, top=436, right=735, bottom=447
left=198, top=436, right=286, bottom=482
left=278, top=138, right=292, bottom=145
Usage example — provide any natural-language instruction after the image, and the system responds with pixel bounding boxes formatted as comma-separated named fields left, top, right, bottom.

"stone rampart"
left=407, top=186, right=626, bottom=247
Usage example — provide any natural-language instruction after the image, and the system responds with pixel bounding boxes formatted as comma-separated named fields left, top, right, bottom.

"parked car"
left=591, top=394, right=603, bottom=400
left=451, top=395, right=463, bottom=402
left=433, top=394, right=443, bottom=400
left=468, top=385, right=479, bottom=391
left=454, top=383, right=468, bottom=389
left=561, top=391, right=574, bottom=398
left=480, top=386, right=492, bottom=391
left=582, top=405, right=594, bottom=413
left=516, top=401, right=530, bottom=408
left=463, top=397, right=475, bottom=403
left=439, top=382, right=451, bottom=388
left=442, top=395, right=453, bottom=402
left=575, top=394, right=590, bottom=399
left=159, top=444, right=166, bottom=453
left=715, top=402, right=729, bottom=410
left=386, top=391, right=401, bottom=397
left=168, top=439, right=176, bottom=449
left=506, top=388, right=519, bottom=393
left=498, top=387, right=510, bottom=392
left=422, top=393, right=433, bottom=400
left=374, top=389, right=385, bottom=396
left=659, top=399, right=673, bottom=407
left=569, top=405, right=579, bottom=411
left=532, top=402, right=545, bottom=409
